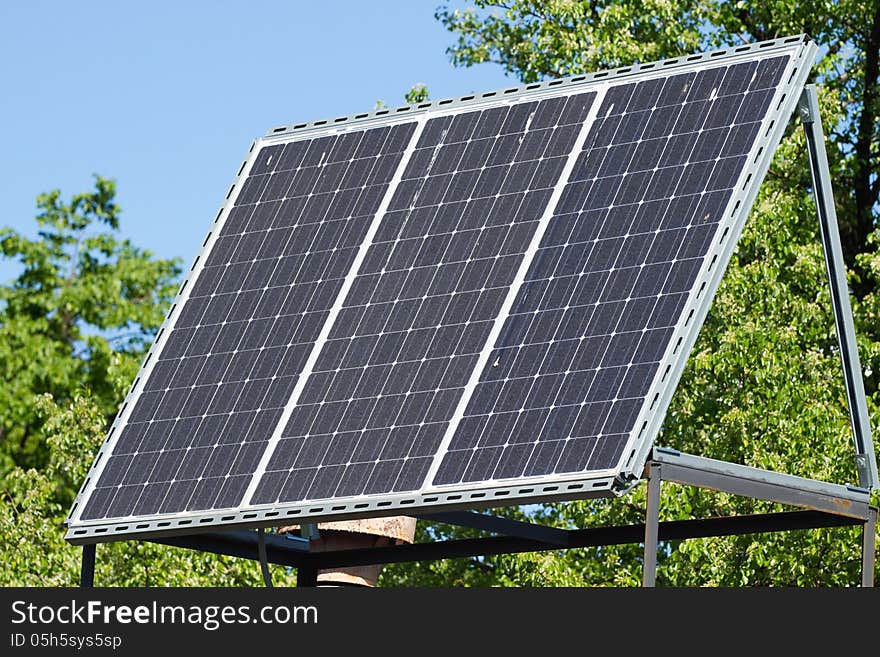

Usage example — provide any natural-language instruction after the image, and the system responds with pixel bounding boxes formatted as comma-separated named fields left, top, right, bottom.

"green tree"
left=0, top=179, right=293, bottom=585
left=383, top=1, right=880, bottom=586
left=0, top=176, right=179, bottom=476
left=405, top=83, right=431, bottom=104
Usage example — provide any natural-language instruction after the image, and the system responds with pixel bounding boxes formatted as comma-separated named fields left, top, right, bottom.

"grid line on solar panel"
left=251, top=92, right=599, bottom=505
left=80, top=122, right=417, bottom=521
left=433, top=55, right=790, bottom=486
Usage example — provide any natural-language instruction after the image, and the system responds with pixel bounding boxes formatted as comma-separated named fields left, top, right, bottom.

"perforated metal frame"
left=66, top=35, right=815, bottom=544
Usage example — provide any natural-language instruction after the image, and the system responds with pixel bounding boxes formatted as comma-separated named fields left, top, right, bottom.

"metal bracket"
left=299, top=523, right=320, bottom=541
left=798, top=84, right=879, bottom=490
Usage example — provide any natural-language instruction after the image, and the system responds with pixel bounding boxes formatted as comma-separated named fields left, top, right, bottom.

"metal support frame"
left=296, top=560, right=319, bottom=587
left=644, top=448, right=875, bottom=586
left=141, top=508, right=857, bottom=564
left=863, top=508, right=877, bottom=587
left=799, top=84, right=879, bottom=490
left=80, top=544, right=95, bottom=588
left=642, top=463, right=662, bottom=587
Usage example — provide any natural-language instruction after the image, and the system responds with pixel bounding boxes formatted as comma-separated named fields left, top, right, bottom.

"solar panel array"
left=68, top=36, right=814, bottom=540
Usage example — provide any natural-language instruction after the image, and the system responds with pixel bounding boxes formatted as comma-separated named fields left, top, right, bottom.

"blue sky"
left=0, top=1, right=509, bottom=281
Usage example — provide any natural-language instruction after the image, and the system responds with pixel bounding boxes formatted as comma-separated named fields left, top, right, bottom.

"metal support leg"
left=257, top=528, right=273, bottom=587
left=297, top=560, right=318, bottom=587
left=80, top=544, right=95, bottom=588
left=799, top=85, right=879, bottom=490
left=862, top=507, right=876, bottom=587
left=643, top=463, right=661, bottom=587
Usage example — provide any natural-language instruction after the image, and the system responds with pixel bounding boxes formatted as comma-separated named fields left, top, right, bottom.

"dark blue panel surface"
left=252, top=93, right=597, bottom=504
left=82, top=123, right=416, bottom=520
left=434, top=56, right=789, bottom=485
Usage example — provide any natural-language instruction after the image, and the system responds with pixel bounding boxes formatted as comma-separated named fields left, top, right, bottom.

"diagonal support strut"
left=798, top=84, right=879, bottom=490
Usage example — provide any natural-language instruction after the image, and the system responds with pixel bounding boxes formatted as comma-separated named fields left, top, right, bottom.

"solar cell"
left=67, top=35, right=816, bottom=542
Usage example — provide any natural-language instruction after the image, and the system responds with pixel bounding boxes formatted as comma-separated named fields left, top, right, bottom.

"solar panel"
left=67, top=35, right=816, bottom=542
left=433, top=55, right=791, bottom=486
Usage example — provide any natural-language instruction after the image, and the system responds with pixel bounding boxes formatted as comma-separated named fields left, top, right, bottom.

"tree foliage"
left=383, top=1, right=880, bottom=586
left=406, top=83, right=431, bottom=104
left=0, top=179, right=295, bottom=585
left=0, top=176, right=180, bottom=476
